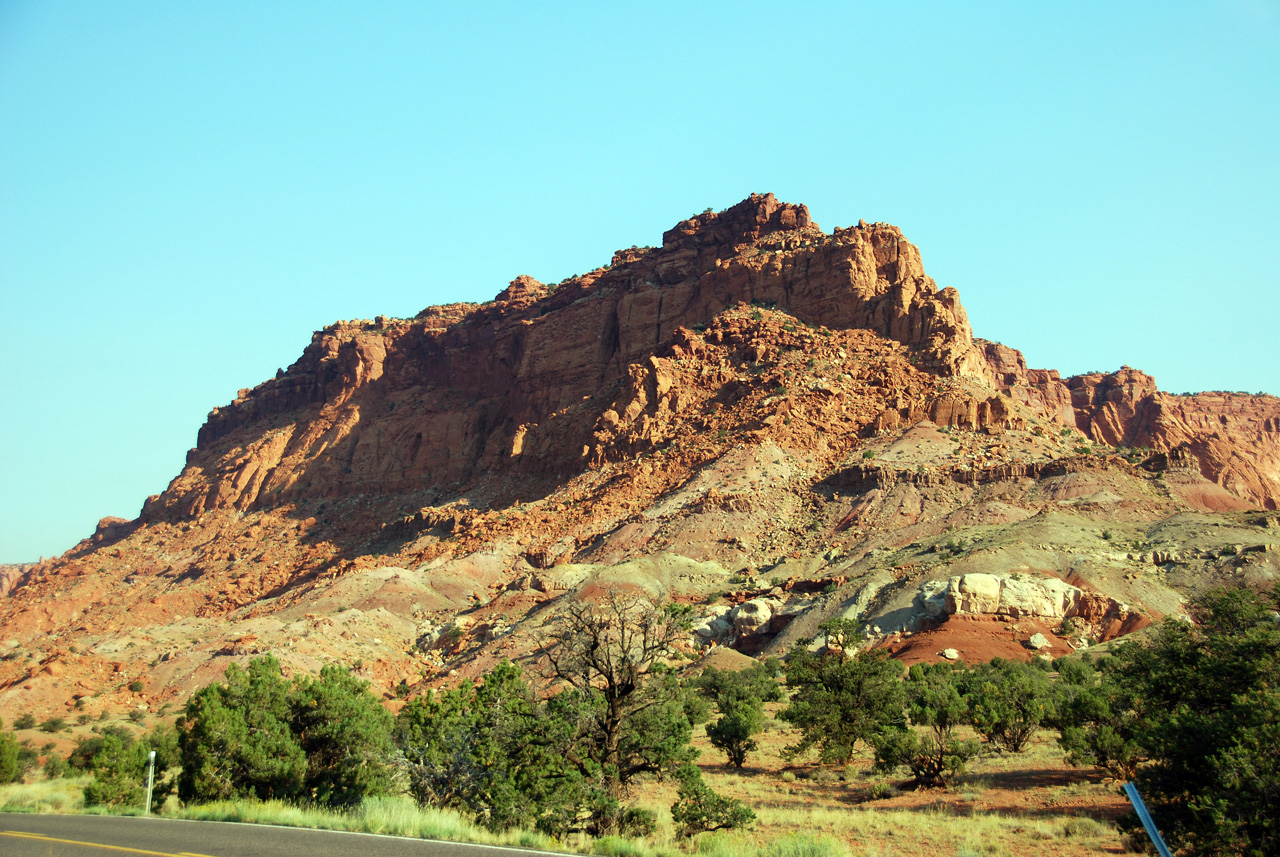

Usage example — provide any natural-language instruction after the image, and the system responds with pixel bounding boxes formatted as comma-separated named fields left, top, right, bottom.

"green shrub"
left=962, top=658, right=1054, bottom=753
left=779, top=621, right=905, bottom=765
left=43, top=753, right=69, bottom=779
left=0, top=725, right=20, bottom=784
left=82, top=734, right=145, bottom=807
left=14, top=713, right=36, bottom=730
left=873, top=664, right=978, bottom=788
left=670, top=764, right=754, bottom=837
left=867, top=781, right=898, bottom=800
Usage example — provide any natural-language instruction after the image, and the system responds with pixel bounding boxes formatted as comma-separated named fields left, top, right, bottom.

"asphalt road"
left=0, top=814, right=555, bottom=857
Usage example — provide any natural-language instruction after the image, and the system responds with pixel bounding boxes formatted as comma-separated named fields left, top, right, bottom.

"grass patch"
left=171, top=797, right=564, bottom=850
left=0, top=776, right=89, bottom=813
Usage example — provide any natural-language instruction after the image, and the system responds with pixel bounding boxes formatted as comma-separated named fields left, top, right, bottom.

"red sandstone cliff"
left=5, top=194, right=1280, bottom=723
left=973, top=340, right=1280, bottom=509
left=144, top=194, right=986, bottom=522
left=136, top=195, right=1280, bottom=526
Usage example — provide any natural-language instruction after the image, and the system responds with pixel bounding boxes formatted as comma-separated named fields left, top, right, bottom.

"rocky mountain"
left=2, top=194, right=1278, bottom=724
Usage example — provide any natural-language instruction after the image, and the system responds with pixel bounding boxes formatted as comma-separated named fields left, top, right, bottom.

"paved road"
left=0, top=814, right=554, bottom=857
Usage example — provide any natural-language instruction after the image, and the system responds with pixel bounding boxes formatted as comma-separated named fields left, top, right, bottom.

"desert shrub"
left=764, top=833, right=850, bottom=857
left=779, top=620, right=905, bottom=764
left=962, top=658, right=1054, bottom=753
left=873, top=663, right=978, bottom=788
left=866, top=781, right=898, bottom=800
left=13, top=713, right=36, bottom=730
left=619, top=806, right=657, bottom=837
left=1060, top=816, right=1106, bottom=838
left=43, top=753, right=69, bottom=779
left=38, top=717, right=67, bottom=733
left=593, top=835, right=645, bottom=857
left=0, top=720, right=20, bottom=784
left=670, top=764, right=754, bottom=837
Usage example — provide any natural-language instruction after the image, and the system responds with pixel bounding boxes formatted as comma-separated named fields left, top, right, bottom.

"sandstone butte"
left=1, top=193, right=1278, bottom=723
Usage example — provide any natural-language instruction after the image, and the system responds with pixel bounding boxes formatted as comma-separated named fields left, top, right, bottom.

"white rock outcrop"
left=944, top=573, right=1081, bottom=619
left=729, top=598, right=781, bottom=634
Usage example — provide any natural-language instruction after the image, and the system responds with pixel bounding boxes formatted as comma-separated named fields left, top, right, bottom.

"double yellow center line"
left=0, top=830, right=219, bottom=857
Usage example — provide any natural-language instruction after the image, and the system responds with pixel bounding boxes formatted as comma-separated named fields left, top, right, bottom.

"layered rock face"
left=1069, top=371, right=1280, bottom=509
left=980, top=349, right=1280, bottom=509
left=145, top=194, right=986, bottom=521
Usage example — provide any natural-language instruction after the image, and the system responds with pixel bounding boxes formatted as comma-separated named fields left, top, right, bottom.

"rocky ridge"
left=1, top=194, right=1278, bottom=725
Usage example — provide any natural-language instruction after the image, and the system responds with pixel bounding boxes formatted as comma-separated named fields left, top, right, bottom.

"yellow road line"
left=0, top=830, right=220, bottom=857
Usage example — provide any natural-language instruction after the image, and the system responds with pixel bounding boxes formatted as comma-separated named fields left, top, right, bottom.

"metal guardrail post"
left=1122, top=781, right=1173, bottom=857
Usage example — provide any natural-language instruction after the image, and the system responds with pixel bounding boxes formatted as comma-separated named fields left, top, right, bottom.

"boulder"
left=1027, top=632, right=1051, bottom=650
left=729, top=598, right=780, bottom=634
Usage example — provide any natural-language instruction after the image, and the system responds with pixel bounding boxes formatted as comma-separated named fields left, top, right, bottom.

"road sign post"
left=145, top=749, right=156, bottom=816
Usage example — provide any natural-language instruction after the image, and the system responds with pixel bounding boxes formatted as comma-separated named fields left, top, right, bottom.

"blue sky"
left=2, top=1, right=1277, bottom=562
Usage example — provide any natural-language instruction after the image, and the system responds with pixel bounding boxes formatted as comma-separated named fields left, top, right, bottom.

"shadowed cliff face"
left=144, top=194, right=987, bottom=521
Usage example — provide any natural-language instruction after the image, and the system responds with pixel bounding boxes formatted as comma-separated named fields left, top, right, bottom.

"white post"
left=145, top=750, right=156, bottom=816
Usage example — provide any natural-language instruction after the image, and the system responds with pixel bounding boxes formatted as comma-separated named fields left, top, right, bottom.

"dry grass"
left=0, top=775, right=89, bottom=814
left=171, top=797, right=565, bottom=851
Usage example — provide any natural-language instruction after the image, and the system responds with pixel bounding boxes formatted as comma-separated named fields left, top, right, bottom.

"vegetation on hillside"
left=6, top=585, right=1276, bottom=856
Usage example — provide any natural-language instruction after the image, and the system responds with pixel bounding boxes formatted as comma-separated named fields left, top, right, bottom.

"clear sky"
left=2, top=1, right=1277, bottom=563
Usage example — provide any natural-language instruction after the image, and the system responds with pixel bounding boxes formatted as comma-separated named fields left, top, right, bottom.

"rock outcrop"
left=918, top=572, right=1146, bottom=642
left=980, top=349, right=1280, bottom=509
left=145, top=194, right=987, bottom=522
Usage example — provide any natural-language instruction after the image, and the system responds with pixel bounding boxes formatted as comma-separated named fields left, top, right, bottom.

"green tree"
left=68, top=725, right=137, bottom=772
left=873, top=664, right=978, bottom=788
left=779, top=623, right=905, bottom=765
left=706, top=704, right=763, bottom=768
left=542, top=589, right=696, bottom=798
left=1107, top=587, right=1280, bottom=856
left=669, top=764, right=754, bottom=837
left=695, top=661, right=781, bottom=769
left=962, top=658, right=1054, bottom=753
left=82, top=733, right=146, bottom=807
left=177, top=656, right=306, bottom=802
left=81, top=722, right=176, bottom=808
left=395, top=660, right=584, bottom=835
left=693, top=661, right=784, bottom=709
left=289, top=664, right=393, bottom=806
left=0, top=718, right=20, bottom=784
left=1052, top=655, right=1144, bottom=781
